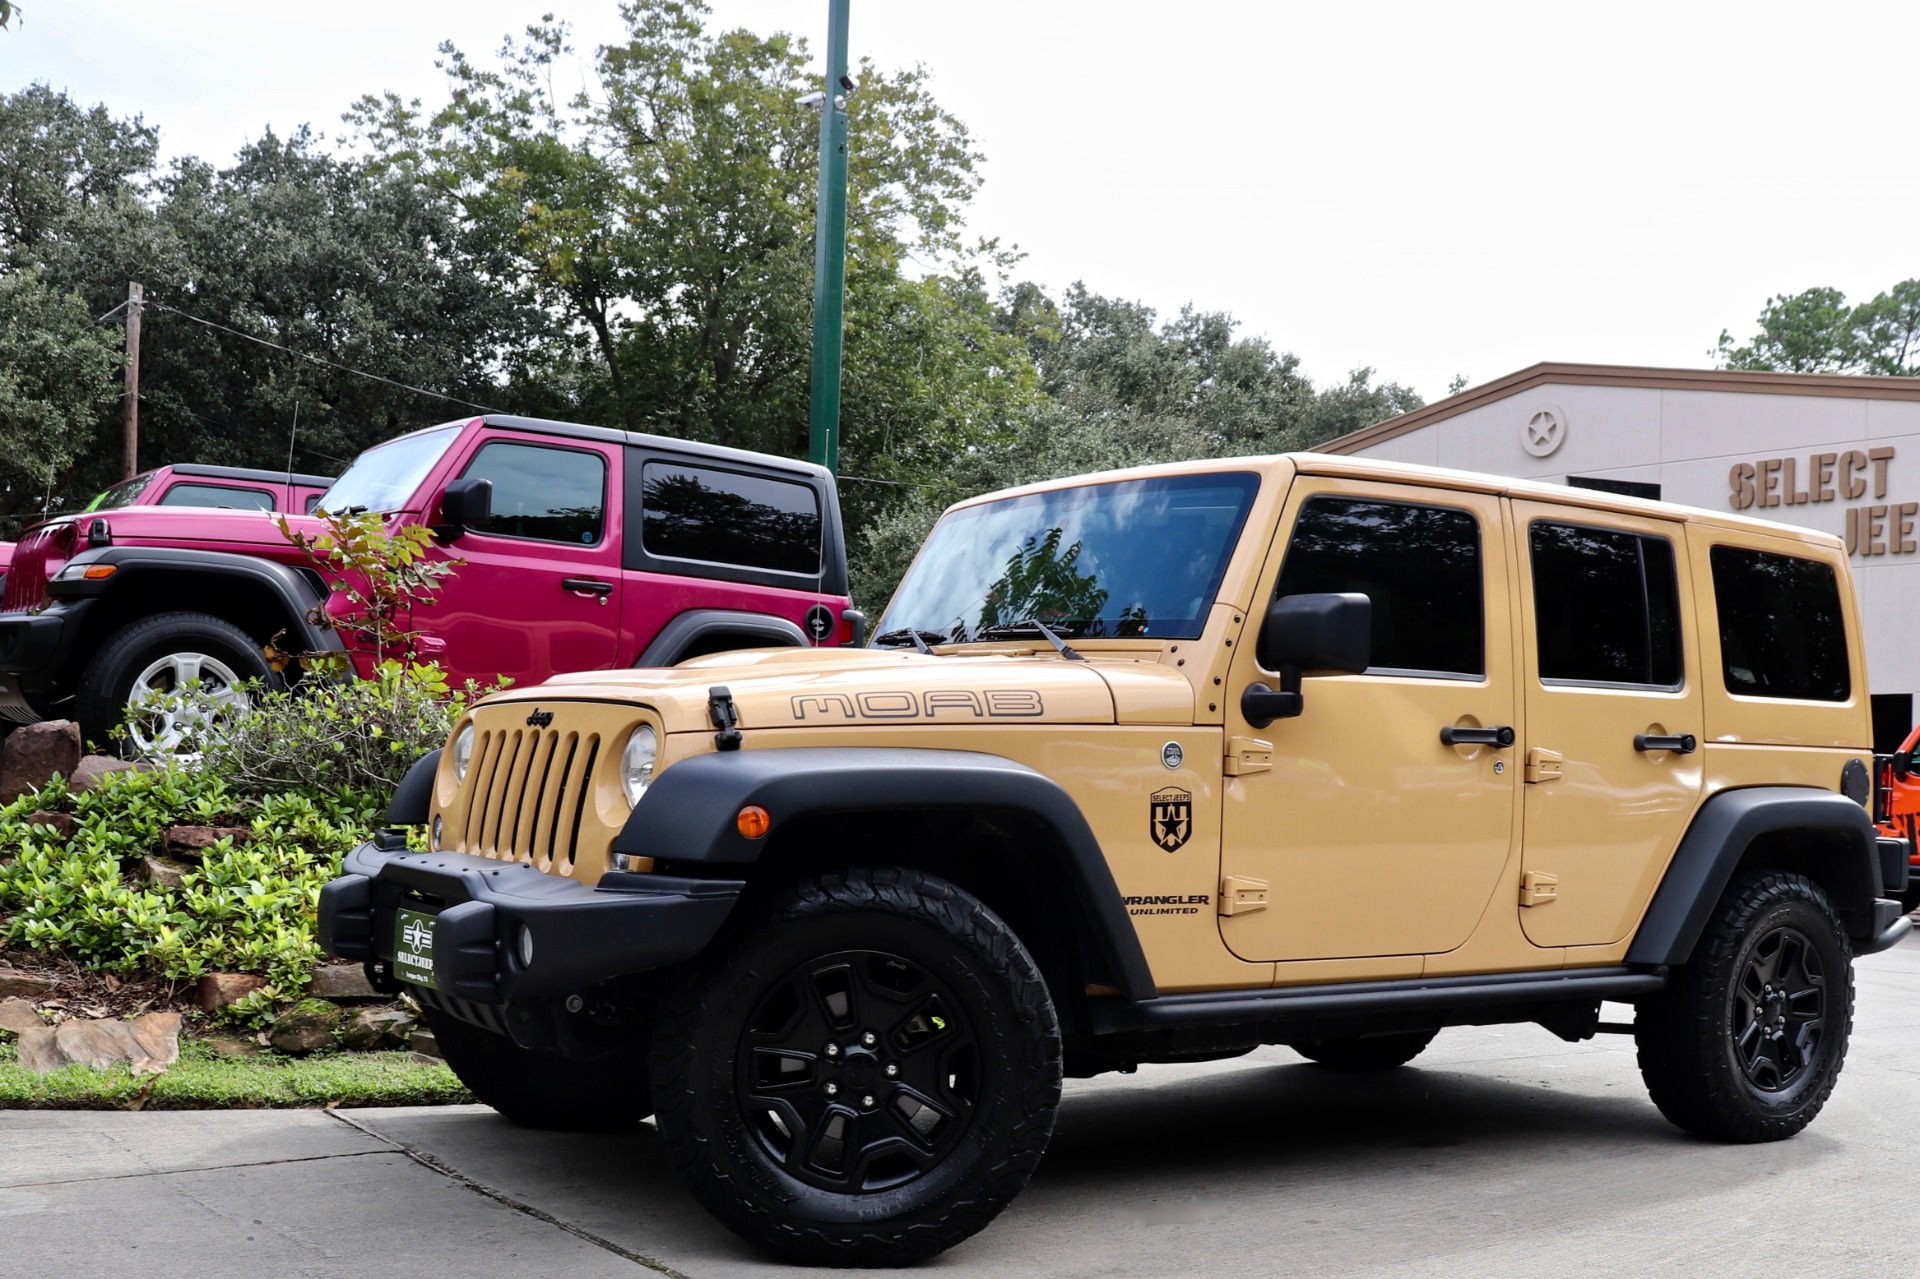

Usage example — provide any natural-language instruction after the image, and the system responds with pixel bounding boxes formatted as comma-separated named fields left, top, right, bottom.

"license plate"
left=393, top=908, right=437, bottom=989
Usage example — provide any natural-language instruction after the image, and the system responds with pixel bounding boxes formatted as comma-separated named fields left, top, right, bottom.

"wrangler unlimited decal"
left=1125, top=893, right=1210, bottom=917
left=790, top=690, right=1045, bottom=720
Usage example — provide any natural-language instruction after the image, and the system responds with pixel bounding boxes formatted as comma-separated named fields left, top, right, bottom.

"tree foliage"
left=1716, top=281, right=1920, bottom=377
left=0, top=3, right=1424, bottom=607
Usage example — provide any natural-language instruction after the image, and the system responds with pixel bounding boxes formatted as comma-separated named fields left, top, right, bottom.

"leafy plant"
left=273, top=506, right=461, bottom=672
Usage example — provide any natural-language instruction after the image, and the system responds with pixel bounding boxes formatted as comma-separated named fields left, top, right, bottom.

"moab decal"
left=790, top=690, right=1045, bottom=721
left=1150, top=787, right=1193, bottom=852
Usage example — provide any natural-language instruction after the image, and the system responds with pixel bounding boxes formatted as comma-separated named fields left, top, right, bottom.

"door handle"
left=561, top=578, right=614, bottom=596
left=1440, top=725, right=1515, bottom=748
left=1634, top=733, right=1697, bottom=754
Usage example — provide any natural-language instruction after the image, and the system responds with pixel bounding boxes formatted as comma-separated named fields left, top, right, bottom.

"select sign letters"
left=1729, top=447, right=1916, bottom=557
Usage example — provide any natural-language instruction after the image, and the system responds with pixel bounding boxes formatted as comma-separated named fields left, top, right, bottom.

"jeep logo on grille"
left=525, top=709, right=554, bottom=728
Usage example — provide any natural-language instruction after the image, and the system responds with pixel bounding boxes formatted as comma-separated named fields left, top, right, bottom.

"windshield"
left=86, top=472, right=158, bottom=512
left=878, top=472, right=1262, bottom=642
left=316, top=425, right=463, bottom=515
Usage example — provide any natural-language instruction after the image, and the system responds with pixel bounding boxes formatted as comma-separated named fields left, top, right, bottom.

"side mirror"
left=438, top=478, right=493, bottom=538
left=1243, top=592, right=1371, bottom=727
left=1894, top=750, right=1913, bottom=780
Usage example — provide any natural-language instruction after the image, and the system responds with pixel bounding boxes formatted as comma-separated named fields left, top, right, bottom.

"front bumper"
left=0, top=599, right=90, bottom=677
left=317, top=833, right=743, bottom=1006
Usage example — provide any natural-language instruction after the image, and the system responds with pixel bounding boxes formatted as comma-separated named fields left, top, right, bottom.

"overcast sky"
left=5, top=0, right=1915, bottom=403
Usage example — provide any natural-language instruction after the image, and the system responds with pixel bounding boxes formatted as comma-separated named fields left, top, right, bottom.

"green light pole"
left=806, top=0, right=851, bottom=473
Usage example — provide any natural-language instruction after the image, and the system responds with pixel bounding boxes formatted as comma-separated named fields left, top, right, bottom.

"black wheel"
left=76, top=611, right=279, bottom=758
left=1635, top=870, right=1853, bottom=1142
left=651, top=866, right=1062, bottom=1266
left=424, top=1006, right=652, bottom=1131
left=1292, top=1029, right=1437, bottom=1070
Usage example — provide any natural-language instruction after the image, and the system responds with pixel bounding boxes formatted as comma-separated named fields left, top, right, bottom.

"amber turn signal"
left=736, top=805, right=771, bottom=839
left=83, top=565, right=116, bottom=580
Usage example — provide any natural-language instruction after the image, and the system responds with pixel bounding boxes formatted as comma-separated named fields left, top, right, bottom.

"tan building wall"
left=1320, top=363, right=1920, bottom=731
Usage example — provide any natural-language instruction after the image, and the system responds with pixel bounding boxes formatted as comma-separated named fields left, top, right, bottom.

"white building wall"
left=1343, top=380, right=1920, bottom=700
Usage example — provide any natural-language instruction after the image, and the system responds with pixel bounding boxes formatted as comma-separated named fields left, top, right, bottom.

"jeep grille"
left=2, top=523, right=72, bottom=613
left=454, top=727, right=602, bottom=876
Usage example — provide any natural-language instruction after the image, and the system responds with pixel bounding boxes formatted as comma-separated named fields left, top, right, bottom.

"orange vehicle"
left=1878, top=724, right=1920, bottom=910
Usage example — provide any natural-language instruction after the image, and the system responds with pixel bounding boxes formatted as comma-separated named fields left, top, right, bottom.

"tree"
left=0, top=268, right=119, bottom=495
left=349, top=0, right=995, bottom=464
left=1715, top=281, right=1920, bottom=376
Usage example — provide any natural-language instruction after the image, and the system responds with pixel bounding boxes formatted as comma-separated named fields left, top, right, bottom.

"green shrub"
left=0, top=766, right=364, bottom=995
left=195, top=661, right=482, bottom=825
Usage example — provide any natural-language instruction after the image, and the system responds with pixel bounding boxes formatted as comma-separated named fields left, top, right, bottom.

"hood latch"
left=709, top=685, right=743, bottom=752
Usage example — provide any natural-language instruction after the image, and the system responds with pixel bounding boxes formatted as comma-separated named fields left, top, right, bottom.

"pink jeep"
left=0, top=463, right=335, bottom=577
left=0, top=416, right=858, bottom=753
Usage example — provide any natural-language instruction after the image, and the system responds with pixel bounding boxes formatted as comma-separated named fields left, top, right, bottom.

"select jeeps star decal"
left=1150, top=787, right=1193, bottom=852
left=525, top=709, right=554, bottom=728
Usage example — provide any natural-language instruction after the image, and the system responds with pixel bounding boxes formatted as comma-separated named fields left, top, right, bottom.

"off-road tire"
left=423, top=1006, right=652, bottom=1131
left=1635, top=870, right=1853, bottom=1142
left=76, top=611, right=279, bottom=756
left=651, top=866, right=1062, bottom=1266
left=1292, top=1029, right=1438, bottom=1070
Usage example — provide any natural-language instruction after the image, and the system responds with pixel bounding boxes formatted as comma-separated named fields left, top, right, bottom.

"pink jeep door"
left=418, top=429, right=623, bottom=687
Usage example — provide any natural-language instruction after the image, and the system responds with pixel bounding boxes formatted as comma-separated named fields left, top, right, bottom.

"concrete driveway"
left=6, top=935, right=1917, bottom=1278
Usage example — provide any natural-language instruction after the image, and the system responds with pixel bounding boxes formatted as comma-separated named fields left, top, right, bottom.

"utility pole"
left=806, top=0, right=851, bottom=474
left=122, top=281, right=143, bottom=480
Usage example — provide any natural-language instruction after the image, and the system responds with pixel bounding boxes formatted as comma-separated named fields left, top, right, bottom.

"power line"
left=146, top=301, right=507, bottom=416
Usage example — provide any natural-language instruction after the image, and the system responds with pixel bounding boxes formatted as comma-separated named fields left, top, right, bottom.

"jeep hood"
left=37, top=507, right=327, bottom=549
left=482, top=646, right=1198, bottom=733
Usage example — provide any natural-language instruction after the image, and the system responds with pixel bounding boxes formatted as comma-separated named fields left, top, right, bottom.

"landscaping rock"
left=0, top=968, right=58, bottom=999
left=0, top=997, right=42, bottom=1037
left=202, top=1034, right=261, bottom=1059
left=69, top=754, right=139, bottom=794
left=138, top=856, right=195, bottom=891
left=23, top=810, right=77, bottom=839
left=53, top=1018, right=144, bottom=1070
left=0, top=719, right=81, bottom=802
left=126, top=1011, right=182, bottom=1074
left=307, top=963, right=379, bottom=1000
left=342, top=1006, right=415, bottom=1051
left=410, top=1027, right=441, bottom=1059
left=164, top=825, right=251, bottom=859
left=16, top=1025, right=63, bottom=1073
left=268, top=999, right=344, bottom=1055
left=195, top=972, right=269, bottom=1011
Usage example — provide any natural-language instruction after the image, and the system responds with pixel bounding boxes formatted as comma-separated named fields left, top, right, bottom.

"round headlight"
left=622, top=725, right=657, bottom=805
left=453, top=723, right=475, bottom=782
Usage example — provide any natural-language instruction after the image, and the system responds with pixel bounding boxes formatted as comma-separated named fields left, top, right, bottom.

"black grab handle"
left=1440, top=725, right=1515, bottom=748
left=1634, top=733, right=1697, bottom=754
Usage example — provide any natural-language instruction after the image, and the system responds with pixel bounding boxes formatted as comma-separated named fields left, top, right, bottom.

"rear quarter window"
left=1709, top=545, right=1850, bottom=701
left=157, top=483, right=275, bottom=511
left=641, top=463, right=822, bottom=576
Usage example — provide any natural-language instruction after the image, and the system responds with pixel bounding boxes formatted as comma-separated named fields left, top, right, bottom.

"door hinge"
left=1519, top=870, right=1559, bottom=907
left=1224, top=736, right=1273, bottom=776
left=1220, top=875, right=1270, bottom=916
left=1525, top=747, right=1563, bottom=784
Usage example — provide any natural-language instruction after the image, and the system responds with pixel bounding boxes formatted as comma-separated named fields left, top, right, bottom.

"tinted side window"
left=642, top=463, right=822, bottom=575
left=1710, top=546, right=1851, bottom=701
left=1530, top=522, right=1682, bottom=687
left=1275, top=497, right=1483, bottom=677
left=158, top=483, right=274, bottom=511
left=460, top=442, right=606, bottom=545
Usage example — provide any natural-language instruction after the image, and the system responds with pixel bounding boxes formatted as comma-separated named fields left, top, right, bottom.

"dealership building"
left=1320, top=363, right=1920, bottom=752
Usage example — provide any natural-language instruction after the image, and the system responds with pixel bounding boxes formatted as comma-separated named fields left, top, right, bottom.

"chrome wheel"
left=123, top=650, right=249, bottom=758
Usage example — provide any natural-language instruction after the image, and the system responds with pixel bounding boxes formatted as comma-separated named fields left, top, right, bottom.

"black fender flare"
left=634, top=608, right=809, bottom=666
left=52, top=546, right=339, bottom=655
left=614, top=746, right=1158, bottom=1001
left=1625, top=786, right=1882, bottom=967
left=387, top=749, right=442, bottom=826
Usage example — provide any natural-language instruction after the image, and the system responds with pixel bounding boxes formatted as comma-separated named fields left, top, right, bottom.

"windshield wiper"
left=973, top=619, right=1087, bottom=662
left=872, top=627, right=950, bottom=655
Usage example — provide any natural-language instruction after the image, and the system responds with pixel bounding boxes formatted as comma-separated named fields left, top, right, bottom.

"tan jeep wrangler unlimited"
left=320, top=454, right=1911, bottom=1265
